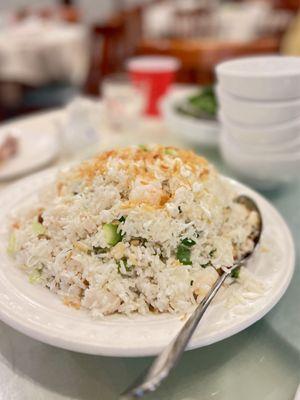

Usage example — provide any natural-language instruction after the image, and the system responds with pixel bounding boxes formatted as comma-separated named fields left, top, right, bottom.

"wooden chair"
left=84, top=5, right=144, bottom=96
left=84, top=16, right=126, bottom=96
left=137, top=37, right=280, bottom=84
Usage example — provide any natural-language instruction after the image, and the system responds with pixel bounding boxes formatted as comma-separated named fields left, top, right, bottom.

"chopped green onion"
left=176, top=244, right=192, bottom=265
left=103, top=223, right=122, bottom=246
left=164, top=148, right=177, bottom=155
left=138, top=144, right=148, bottom=151
left=118, top=216, right=126, bottom=223
left=7, top=232, right=16, bottom=256
left=32, top=220, right=46, bottom=235
left=181, top=238, right=196, bottom=247
left=29, top=269, right=42, bottom=284
left=231, top=267, right=240, bottom=279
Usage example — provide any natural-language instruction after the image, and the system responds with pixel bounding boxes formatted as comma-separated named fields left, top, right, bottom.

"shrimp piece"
left=129, top=179, right=163, bottom=207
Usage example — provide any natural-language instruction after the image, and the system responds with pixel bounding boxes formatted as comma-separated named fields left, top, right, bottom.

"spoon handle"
left=121, top=270, right=230, bottom=399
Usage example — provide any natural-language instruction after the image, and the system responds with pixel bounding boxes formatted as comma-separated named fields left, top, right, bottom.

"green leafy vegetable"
left=231, top=267, right=240, bottom=279
left=176, top=238, right=196, bottom=265
left=176, top=244, right=192, bottom=265
left=176, top=85, right=217, bottom=120
left=181, top=238, right=196, bottom=247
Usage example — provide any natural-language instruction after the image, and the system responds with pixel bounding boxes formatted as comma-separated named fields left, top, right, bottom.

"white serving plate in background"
left=0, top=121, right=59, bottom=181
left=0, top=168, right=295, bottom=357
left=160, top=90, right=219, bottom=146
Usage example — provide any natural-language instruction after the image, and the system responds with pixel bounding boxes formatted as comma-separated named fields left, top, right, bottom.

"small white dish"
left=222, top=128, right=300, bottom=154
left=161, top=91, right=219, bottom=146
left=0, top=168, right=295, bottom=356
left=0, top=128, right=58, bottom=181
left=220, top=132, right=300, bottom=188
left=220, top=111, right=300, bottom=145
left=217, top=85, right=300, bottom=126
left=216, top=56, right=300, bottom=101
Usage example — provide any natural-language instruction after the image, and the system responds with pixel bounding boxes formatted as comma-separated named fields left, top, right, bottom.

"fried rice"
left=7, top=145, right=260, bottom=317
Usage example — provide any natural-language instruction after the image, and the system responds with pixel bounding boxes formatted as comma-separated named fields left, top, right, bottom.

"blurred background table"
left=1, top=0, right=299, bottom=120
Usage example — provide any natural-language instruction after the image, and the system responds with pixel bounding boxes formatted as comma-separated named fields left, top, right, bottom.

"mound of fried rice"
left=8, top=145, right=260, bottom=317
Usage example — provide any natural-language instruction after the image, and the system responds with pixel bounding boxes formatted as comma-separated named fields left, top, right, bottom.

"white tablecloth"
left=0, top=18, right=90, bottom=86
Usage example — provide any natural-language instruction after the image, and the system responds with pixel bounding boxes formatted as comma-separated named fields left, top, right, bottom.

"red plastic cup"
left=127, top=56, right=180, bottom=116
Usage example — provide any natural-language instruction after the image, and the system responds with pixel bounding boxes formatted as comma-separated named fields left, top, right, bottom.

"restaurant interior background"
left=0, top=0, right=299, bottom=122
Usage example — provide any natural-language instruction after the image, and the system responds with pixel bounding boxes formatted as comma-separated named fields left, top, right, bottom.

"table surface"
left=0, top=110, right=299, bottom=400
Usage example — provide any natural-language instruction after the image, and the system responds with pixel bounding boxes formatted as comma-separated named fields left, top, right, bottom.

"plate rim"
left=0, top=168, right=295, bottom=357
left=0, top=125, right=59, bottom=182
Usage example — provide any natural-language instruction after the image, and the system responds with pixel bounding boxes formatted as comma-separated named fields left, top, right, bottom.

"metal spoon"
left=120, top=195, right=263, bottom=399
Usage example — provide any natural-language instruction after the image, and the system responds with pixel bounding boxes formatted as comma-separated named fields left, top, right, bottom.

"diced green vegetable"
left=231, top=267, right=240, bottom=279
left=181, top=238, right=196, bottom=247
left=103, top=223, right=122, bottom=246
left=176, top=244, right=192, bottom=265
left=118, top=216, right=126, bottom=223
left=176, top=238, right=196, bottom=265
left=7, top=232, right=16, bottom=256
left=32, top=220, right=46, bottom=235
left=164, top=148, right=177, bottom=156
left=29, top=269, right=42, bottom=284
left=138, top=144, right=148, bottom=151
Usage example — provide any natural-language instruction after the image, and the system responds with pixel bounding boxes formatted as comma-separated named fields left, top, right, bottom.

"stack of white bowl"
left=216, top=56, right=300, bottom=189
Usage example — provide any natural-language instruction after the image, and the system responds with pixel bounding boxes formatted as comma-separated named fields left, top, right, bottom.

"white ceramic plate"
left=0, top=120, right=59, bottom=181
left=160, top=90, right=219, bottom=146
left=0, top=169, right=295, bottom=357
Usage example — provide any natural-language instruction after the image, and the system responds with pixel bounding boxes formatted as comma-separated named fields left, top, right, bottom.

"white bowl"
left=219, top=111, right=300, bottom=145
left=217, top=86, right=300, bottom=126
left=160, top=91, right=219, bottom=146
left=216, top=56, right=300, bottom=101
left=222, top=128, right=300, bottom=154
left=220, top=132, right=300, bottom=188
